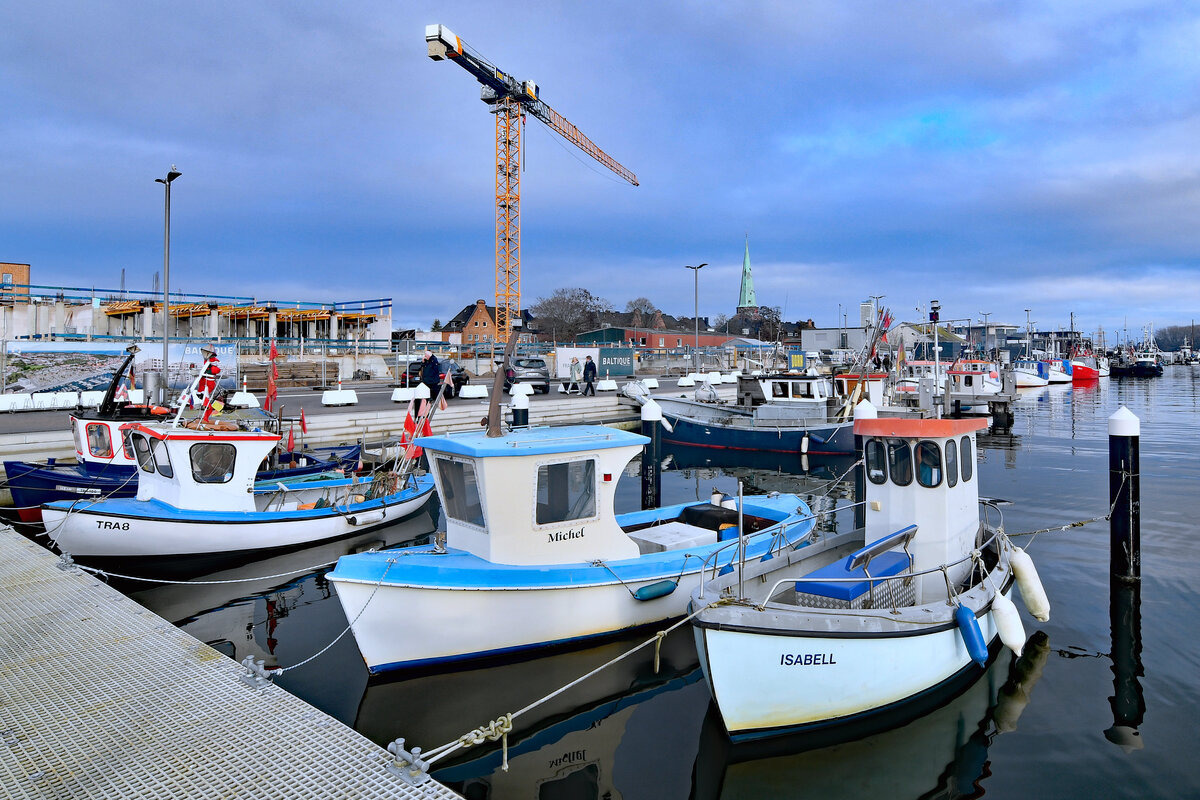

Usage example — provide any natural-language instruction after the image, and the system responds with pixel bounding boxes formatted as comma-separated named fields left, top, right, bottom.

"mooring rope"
left=415, top=596, right=732, bottom=771
left=1008, top=470, right=1127, bottom=542
left=74, top=557, right=343, bottom=586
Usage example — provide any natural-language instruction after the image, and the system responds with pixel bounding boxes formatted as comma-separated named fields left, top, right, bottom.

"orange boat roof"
left=854, top=417, right=988, bottom=438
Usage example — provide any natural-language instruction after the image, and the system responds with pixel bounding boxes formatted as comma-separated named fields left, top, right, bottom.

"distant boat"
left=648, top=372, right=877, bottom=456
left=1011, top=359, right=1049, bottom=388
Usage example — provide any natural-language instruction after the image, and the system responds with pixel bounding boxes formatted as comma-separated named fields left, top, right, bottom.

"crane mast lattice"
left=426, top=24, right=638, bottom=342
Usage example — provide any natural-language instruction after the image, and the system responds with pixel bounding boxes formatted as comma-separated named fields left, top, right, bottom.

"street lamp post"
left=685, top=263, right=707, bottom=362
left=155, top=166, right=182, bottom=404
left=979, top=311, right=992, bottom=355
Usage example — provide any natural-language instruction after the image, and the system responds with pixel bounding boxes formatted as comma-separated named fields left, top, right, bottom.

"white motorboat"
left=1011, top=359, right=1049, bottom=388
left=42, top=419, right=435, bottom=564
left=327, top=424, right=817, bottom=674
left=690, top=406, right=1049, bottom=741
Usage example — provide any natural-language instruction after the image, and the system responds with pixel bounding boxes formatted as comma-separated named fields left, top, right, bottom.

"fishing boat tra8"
left=690, top=406, right=1049, bottom=741
left=327, top=424, right=818, bottom=674
left=40, top=420, right=434, bottom=567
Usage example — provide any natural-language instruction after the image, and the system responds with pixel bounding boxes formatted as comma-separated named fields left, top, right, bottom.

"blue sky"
left=2, top=1, right=1199, bottom=340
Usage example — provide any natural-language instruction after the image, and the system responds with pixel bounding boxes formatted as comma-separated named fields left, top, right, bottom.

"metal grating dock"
left=0, top=527, right=460, bottom=799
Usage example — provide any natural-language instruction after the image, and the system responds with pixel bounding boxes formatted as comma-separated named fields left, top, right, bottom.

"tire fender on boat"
left=991, top=591, right=1026, bottom=657
left=1011, top=547, right=1051, bottom=622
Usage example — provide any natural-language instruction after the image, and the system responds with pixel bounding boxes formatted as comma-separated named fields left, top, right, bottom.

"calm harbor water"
left=118, top=367, right=1200, bottom=799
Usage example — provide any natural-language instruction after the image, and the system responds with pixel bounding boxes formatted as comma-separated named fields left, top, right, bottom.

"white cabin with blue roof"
left=417, top=426, right=650, bottom=566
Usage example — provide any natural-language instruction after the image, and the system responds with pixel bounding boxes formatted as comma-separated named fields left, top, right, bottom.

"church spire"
left=737, top=236, right=759, bottom=318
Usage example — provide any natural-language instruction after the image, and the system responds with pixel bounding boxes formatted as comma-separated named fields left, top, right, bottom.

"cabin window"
left=865, top=438, right=888, bottom=484
left=887, top=439, right=913, bottom=486
left=945, top=439, right=959, bottom=487
left=915, top=441, right=943, bottom=488
left=132, top=434, right=156, bottom=474
left=436, top=457, right=485, bottom=528
left=190, top=443, right=237, bottom=484
left=71, top=422, right=84, bottom=455
left=86, top=423, right=113, bottom=459
left=772, top=382, right=787, bottom=398
left=960, top=436, right=973, bottom=482
left=536, top=459, right=596, bottom=525
left=150, top=437, right=173, bottom=478
left=122, top=430, right=135, bottom=460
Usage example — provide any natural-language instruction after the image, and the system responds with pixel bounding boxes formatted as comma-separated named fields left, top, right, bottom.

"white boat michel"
left=327, top=424, right=818, bottom=674
left=42, top=419, right=435, bottom=565
left=690, top=406, right=1050, bottom=741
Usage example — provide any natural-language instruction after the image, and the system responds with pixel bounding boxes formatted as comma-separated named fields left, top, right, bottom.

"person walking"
left=420, top=350, right=441, bottom=395
left=568, top=357, right=582, bottom=394
left=582, top=355, right=597, bottom=396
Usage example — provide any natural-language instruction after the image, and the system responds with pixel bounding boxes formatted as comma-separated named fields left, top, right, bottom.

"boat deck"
left=0, top=526, right=461, bottom=799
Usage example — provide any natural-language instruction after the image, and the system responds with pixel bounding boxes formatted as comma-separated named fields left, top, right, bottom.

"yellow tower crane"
left=426, top=24, right=639, bottom=342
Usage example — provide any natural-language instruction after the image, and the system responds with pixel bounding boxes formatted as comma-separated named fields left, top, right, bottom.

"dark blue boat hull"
left=659, top=416, right=856, bottom=456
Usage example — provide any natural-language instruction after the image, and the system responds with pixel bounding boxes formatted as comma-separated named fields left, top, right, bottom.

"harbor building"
left=0, top=269, right=391, bottom=349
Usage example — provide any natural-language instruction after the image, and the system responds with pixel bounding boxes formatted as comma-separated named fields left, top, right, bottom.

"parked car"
left=503, top=357, right=551, bottom=394
left=398, top=359, right=470, bottom=398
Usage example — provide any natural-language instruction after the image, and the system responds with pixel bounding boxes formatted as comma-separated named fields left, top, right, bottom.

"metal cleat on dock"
left=385, top=738, right=431, bottom=786
left=238, top=656, right=281, bottom=690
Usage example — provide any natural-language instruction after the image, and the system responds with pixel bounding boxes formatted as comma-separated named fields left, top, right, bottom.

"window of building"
left=536, top=459, right=596, bottom=525
left=190, top=443, right=237, bottom=483
left=960, top=436, right=973, bottom=482
left=85, top=423, right=113, bottom=459
left=865, top=438, right=888, bottom=484
left=1, top=273, right=11, bottom=286
left=945, top=438, right=958, bottom=487
left=915, top=441, right=943, bottom=488
left=436, top=457, right=485, bottom=528
left=887, top=439, right=913, bottom=486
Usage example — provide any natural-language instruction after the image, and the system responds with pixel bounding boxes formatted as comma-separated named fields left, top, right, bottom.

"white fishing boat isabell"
left=42, top=419, right=435, bottom=563
left=690, top=404, right=1049, bottom=741
left=327, top=424, right=818, bottom=674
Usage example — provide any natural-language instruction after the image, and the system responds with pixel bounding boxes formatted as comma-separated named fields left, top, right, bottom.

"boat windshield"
left=436, top=456, right=485, bottom=528
left=190, top=443, right=237, bottom=484
left=536, top=459, right=596, bottom=524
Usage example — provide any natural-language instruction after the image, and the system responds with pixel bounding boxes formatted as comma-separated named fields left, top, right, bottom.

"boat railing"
left=694, top=498, right=867, bottom=598
left=756, top=522, right=1006, bottom=611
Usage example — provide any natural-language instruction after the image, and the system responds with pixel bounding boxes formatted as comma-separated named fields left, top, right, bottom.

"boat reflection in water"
left=694, top=631, right=1051, bottom=800
left=125, top=510, right=438, bottom=669
left=356, top=627, right=708, bottom=799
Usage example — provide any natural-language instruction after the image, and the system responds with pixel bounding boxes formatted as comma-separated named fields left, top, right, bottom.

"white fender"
left=992, top=591, right=1026, bottom=657
left=1011, top=547, right=1050, bottom=622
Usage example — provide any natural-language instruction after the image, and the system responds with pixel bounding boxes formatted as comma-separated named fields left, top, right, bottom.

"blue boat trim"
left=415, top=425, right=648, bottom=458
left=331, top=495, right=815, bottom=592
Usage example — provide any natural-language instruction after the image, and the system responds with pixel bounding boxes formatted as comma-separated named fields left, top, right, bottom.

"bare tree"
left=625, top=296, right=659, bottom=315
left=531, top=288, right=614, bottom=341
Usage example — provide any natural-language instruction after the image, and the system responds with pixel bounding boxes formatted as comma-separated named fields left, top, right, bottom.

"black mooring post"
left=1108, top=407, right=1141, bottom=582
left=640, top=401, right=662, bottom=510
